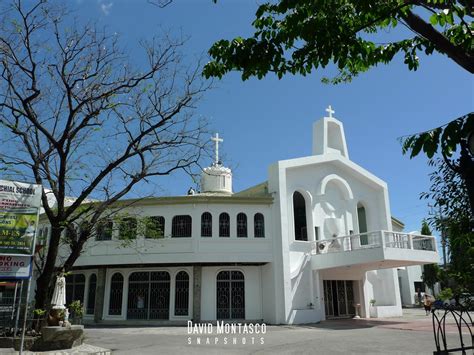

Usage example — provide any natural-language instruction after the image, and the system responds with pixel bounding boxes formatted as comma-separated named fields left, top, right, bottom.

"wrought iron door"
left=149, top=271, right=171, bottom=319
left=324, top=280, right=334, bottom=317
left=127, top=271, right=170, bottom=320
left=216, top=271, right=245, bottom=319
left=323, top=280, right=355, bottom=318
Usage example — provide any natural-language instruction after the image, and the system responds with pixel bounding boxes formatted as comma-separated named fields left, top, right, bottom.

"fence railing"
left=431, top=303, right=473, bottom=354
left=311, top=230, right=437, bottom=255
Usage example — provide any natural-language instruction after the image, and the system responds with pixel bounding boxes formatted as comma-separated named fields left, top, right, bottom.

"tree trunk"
left=34, top=225, right=62, bottom=310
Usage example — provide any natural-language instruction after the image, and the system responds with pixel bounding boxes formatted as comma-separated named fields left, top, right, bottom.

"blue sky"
left=72, top=0, right=473, bottom=234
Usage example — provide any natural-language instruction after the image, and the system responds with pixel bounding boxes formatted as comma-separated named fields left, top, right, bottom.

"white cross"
left=325, top=105, right=335, bottom=119
left=211, top=133, right=223, bottom=164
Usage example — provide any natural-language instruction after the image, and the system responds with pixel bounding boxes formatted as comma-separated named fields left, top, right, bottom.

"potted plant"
left=369, top=299, right=377, bottom=318
left=68, top=300, right=84, bottom=325
left=32, top=309, right=47, bottom=332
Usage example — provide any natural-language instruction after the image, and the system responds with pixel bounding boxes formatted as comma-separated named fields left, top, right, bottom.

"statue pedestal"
left=26, top=325, right=84, bottom=351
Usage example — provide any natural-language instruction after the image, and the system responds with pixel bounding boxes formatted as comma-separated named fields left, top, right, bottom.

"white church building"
left=37, top=107, right=439, bottom=324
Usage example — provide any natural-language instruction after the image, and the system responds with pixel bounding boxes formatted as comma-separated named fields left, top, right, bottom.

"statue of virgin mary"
left=51, top=270, right=66, bottom=309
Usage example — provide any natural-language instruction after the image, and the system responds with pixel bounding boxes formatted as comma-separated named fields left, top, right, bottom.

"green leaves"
left=401, top=112, right=474, bottom=159
left=204, top=0, right=473, bottom=81
left=422, top=157, right=473, bottom=293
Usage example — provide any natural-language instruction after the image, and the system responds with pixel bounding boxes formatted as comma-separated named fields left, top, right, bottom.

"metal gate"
left=216, top=271, right=245, bottom=319
left=324, top=280, right=355, bottom=318
left=127, top=271, right=170, bottom=320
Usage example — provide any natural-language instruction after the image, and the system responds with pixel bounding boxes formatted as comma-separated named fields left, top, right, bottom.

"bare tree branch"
left=0, top=0, right=210, bottom=309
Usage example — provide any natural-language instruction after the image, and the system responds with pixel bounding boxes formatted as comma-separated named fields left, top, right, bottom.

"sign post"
left=0, top=180, right=42, bottom=354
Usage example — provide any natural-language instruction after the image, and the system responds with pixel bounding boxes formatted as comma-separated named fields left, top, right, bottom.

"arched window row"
left=202, top=212, right=265, bottom=238
left=92, top=212, right=266, bottom=240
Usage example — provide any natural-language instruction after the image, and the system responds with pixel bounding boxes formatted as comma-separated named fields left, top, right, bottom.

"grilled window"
left=172, top=215, right=192, bottom=238
left=254, top=213, right=265, bottom=238
left=96, top=220, right=113, bottom=241
left=65, top=274, right=85, bottom=306
left=219, top=213, right=230, bottom=237
left=119, top=218, right=137, bottom=240
left=174, top=271, right=189, bottom=316
left=201, top=212, right=212, bottom=237
left=108, top=273, right=124, bottom=315
left=86, top=274, right=97, bottom=315
left=236, top=213, right=247, bottom=238
left=145, top=216, right=165, bottom=239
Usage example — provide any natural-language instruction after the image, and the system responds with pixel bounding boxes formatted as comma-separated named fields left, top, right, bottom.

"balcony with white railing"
left=310, top=231, right=439, bottom=271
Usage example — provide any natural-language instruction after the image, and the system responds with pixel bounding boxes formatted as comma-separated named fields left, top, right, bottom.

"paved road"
left=83, top=309, right=465, bottom=354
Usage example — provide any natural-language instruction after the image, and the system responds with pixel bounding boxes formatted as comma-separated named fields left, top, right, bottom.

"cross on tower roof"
left=325, top=105, right=335, bottom=119
left=211, top=133, right=223, bottom=165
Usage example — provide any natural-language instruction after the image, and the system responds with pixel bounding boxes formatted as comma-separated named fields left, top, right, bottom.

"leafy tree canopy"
left=422, top=158, right=473, bottom=292
left=204, top=0, right=473, bottom=82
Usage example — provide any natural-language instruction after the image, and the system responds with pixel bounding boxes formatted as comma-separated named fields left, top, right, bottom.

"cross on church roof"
left=325, top=105, right=335, bottom=119
left=211, top=133, right=223, bottom=165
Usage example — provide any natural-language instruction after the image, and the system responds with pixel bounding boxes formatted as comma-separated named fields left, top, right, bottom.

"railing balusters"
left=311, top=230, right=436, bottom=255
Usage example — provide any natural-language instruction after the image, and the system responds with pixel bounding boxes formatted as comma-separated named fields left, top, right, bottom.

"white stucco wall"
left=48, top=201, right=273, bottom=267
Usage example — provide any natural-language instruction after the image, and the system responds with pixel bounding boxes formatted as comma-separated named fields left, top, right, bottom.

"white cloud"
left=100, top=1, right=113, bottom=16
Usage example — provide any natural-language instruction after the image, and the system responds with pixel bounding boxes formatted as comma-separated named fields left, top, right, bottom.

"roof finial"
left=211, top=133, right=223, bottom=165
left=325, top=105, right=335, bottom=119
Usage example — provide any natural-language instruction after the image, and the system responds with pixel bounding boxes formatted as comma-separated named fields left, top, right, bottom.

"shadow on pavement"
left=298, top=319, right=407, bottom=330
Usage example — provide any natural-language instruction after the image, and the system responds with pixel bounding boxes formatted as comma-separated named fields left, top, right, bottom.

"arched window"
left=236, top=213, right=247, bottom=238
left=219, top=213, right=230, bottom=237
left=254, top=213, right=265, bottom=238
left=96, top=220, right=113, bottom=241
left=357, top=204, right=368, bottom=245
left=86, top=274, right=97, bottom=315
left=109, top=273, right=124, bottom=315
left=201, top=212, right=212, bottom=237
left=66, top=274, right=85, bottom=305
left=172, top=215, right=192, bottom=237
left=119, top=217, right=137, bottom=240
left=145, top=216, right=165, bottom=239
left=216, top=271, right=245, bottom=319
left=293, top=192, right=308, bottom=241
left=174, top=271, right=189, bottom=316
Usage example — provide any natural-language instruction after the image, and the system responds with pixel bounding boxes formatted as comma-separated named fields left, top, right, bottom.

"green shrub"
left=437, top=288, right=453, bottom=301
left=68, top=300, right=84, bottom=318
